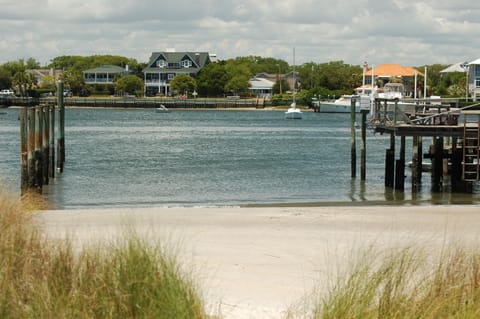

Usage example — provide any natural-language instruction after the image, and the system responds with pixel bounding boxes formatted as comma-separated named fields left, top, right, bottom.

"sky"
left=0, top=0, right=479, bottom=68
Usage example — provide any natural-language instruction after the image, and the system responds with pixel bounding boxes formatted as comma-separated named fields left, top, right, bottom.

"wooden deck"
left=366, top=98, right=480, bottom=190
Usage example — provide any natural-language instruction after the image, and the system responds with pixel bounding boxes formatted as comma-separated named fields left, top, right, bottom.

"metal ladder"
left=462, top=113, right=480, bottom=181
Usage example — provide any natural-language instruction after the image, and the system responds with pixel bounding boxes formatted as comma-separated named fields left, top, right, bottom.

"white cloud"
left=0, top=0, right=478, bottom=66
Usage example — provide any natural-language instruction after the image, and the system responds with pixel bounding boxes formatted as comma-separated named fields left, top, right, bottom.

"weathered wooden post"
left=27, top=107, right=36, bottom=188
left=395, top=136, right=406, bottom=191
left=385, top=134, right=395, bottom=188
left=411, top=136, right=420, bottom=191
left=42, top=106, right=49, bottom=185
left=360, top=109, right=368, bottom=180
left=350, top=96, right=357, bottom=178
left=49, top=105, right=55, bottom=178
left=20, top=108, right=28, bottom=192
left=57, top=80, right=65, bottom=172
left=432, top=137, right=444, bottom=192
left=34, top=106, right=43, bottom=190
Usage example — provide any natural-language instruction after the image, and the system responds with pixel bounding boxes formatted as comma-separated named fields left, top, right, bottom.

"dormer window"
left=181, top=59, right=192, bottom=68
left=156, top=59, right=166, bottom=68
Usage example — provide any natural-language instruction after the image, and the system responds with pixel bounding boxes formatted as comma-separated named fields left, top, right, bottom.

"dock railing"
left=369, top=97, right=466, bottom=127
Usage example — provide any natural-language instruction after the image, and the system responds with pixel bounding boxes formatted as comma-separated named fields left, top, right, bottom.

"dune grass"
left=288, top=245, right=480, bottom=319
left=0, top=188, right=209, bottom=319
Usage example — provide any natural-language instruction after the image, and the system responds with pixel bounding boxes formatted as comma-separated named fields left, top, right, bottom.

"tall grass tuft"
left=291, top=245, right=480, bottom=319
left=0, top=187, right=209, bottom=318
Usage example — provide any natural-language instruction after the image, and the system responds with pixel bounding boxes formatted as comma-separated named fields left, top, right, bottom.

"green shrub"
left=0, top=187, right=208, bottom=319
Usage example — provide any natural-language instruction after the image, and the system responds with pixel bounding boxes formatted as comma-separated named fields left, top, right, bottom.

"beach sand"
left=38, top=205, right=480, bottom=319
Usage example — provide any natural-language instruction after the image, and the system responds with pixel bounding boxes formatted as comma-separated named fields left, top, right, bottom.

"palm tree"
left=12, top=71, right=36, bottom=97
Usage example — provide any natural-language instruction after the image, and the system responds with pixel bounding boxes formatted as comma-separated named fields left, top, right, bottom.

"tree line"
left=0, top=55, right=468, bottom=100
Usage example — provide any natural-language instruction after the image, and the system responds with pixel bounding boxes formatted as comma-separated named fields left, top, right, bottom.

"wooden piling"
left=42, top=106, right=49, bottom=185
left=385, top=134, right=395, bottom=188
left=432, top=137, right=444, bottom=192
left=57, top=80, right=65, bottom=172
left=411, top=136, right=421, bottom=191
left=19, top=101, right=65, bottom=193
left=395, top=136, right=406, bottom=191
left=27, top=108, right=36, bottom=188
left=34, top=107, right=43, bottom=189
left=49, top=105, right=55, bottom=178
left=360, top=110, right=368, bottom=180
left=450, top=138, right=464, bottom=192
left=20, top=108, right=28, bottom=192
left=350, top=96, right=356, bottom=178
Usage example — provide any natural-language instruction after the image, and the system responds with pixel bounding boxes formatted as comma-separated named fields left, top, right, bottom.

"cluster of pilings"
left=353, top=96, right=480, bottom=195
left=19, top=81, right=65, bottom=193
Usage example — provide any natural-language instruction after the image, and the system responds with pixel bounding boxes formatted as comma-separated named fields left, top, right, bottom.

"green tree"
left=12, top=71, right=36, bottom=96
left=25, top=57, right=40, bottom=69
left=224, top=63, right=252, bottom=96
left=0, top=66, right=12, bottom=89
left=224, top=75, right=250, bottom=96
left=196, top=62, right=229, bottom=97
left=115, top=75, right=144, bottom=96
left=61, top=69, right=86, bottom=96
left=39, top=74, right=56, bottom=90
left=170, top=74, right=197, bottom=96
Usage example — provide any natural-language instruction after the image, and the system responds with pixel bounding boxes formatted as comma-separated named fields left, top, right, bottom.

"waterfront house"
left=253, top=71, right=301, bottom=95
left=25, top=68, right=63, bottom=88
left=364, top=64, right=421, bottom=97
left=83, top=65, right=128, bottom=85
left=249, top=77, right=274, bottom=98
left=142, top=51, right=211, bottom=96
left=467, top=58, right=480, bottom=101
left=440, top=62, right=467, bottom=74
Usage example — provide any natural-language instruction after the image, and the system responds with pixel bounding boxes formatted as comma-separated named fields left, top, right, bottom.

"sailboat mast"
left=293, top=47, right=296, bottom=104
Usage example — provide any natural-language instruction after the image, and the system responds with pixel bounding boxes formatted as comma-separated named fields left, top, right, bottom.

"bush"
left=288, top=245, right=480, bottom=319
left=0, top=187, right=208, bottom=319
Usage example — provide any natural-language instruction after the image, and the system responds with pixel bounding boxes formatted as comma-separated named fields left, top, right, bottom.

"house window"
left=168, top=73, right=175, bottom=80
left=156, top=59, right=166, bottom=68
left=475, top=78, right=480, bottom=88
left=181, top=59, right=192, bottom=68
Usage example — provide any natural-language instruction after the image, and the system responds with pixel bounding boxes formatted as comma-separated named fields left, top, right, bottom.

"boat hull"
left=285, top=108, right=303, bottom=119
left=318, top=102, right=362, bottom=113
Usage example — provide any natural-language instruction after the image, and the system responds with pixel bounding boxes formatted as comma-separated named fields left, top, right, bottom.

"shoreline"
left=38, top=204, right=480, bottom=319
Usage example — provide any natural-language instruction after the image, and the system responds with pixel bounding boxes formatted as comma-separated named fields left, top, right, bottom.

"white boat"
left=285, top=47, right=303, bottom=120
left=285, top=102, right=303, bottom=119
left=155, top=104, right=170, bottom=113
left=316, top=94, right=372, bottom=113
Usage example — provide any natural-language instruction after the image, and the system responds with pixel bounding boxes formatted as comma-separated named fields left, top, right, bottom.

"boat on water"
left=155, top=104, right=170, bottom=113
left=314, top=94, right=371, bottom=113
left=314, top=83, right=406, bottom=113
left=285, top=102, right=302, bottom=119
left=285, top=47, right=303, bottom=120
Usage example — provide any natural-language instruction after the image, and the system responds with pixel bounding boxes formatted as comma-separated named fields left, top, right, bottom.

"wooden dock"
left=1, top=96, right=263, bottom=109
left=365, top=97, right=480, bottom=193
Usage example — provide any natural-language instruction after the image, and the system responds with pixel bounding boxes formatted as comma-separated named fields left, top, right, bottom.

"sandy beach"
left=38, top=205, right=480, bottom=319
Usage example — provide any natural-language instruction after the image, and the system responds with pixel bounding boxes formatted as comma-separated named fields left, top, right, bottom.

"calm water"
left=1, top=107, right=479, bottom=208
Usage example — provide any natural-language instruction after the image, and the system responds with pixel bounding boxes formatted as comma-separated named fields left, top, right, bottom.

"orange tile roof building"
left=364, top=64, right=423, bottom=97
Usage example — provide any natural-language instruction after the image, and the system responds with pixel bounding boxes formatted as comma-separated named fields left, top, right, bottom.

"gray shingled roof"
left=143, top=52, right=210, bottom=73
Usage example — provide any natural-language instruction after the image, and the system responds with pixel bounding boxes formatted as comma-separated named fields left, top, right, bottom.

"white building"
left=249, top=77, right=274, bottom=98
left=467, top=58, right=480, bottom=101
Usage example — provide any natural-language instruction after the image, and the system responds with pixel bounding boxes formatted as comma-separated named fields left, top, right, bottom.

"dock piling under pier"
left=363, top=98, right=480, bottom=194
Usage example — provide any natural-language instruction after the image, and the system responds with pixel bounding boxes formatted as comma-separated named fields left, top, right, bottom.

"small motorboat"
left=155, top=104, right=170, bottom=113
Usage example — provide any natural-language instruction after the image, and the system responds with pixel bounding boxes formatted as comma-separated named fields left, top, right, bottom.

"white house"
left=249, top=77, right=274, bottom=98
left=467, top=58, right=480, bottom=101
left=83, top=65, right=128, bottom=85
left=142, top=51, right=211, bottom=96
